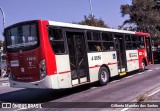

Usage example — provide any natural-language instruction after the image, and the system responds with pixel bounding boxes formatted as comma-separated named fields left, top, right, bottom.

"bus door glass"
left=66, top=31, right=89, bottom=84
left=114, top=34, right=127, bottom=72
left=145, top=37, right=152, bottom=63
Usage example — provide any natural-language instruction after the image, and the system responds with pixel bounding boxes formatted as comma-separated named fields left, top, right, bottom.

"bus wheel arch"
left=98, top=65, right=110, bottom=86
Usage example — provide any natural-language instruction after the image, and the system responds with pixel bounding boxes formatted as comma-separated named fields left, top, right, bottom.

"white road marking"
left=155, top=67, right=160, bottom=70
left=121, top=108, right=129, bottom=111
left=14, top=108, right=27, bottom=111
left=138, top=72, right=144, bottom=75
left=147, top=70, right=152, bottom=72
left=125, top=76, right=133, bottom=79
left=148, top=88, right=160, bottom=97
left=110, top=80, right=120, bottom=83
left=91, top=87, right=97, bottom=89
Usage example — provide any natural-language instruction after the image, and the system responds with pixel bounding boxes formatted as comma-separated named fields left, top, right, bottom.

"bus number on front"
left=91, top=55, right=101, bottom=61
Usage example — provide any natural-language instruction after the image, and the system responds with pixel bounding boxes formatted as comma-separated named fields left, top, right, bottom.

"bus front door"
left=145, top=37, right=153, bottom=64
left=66, top=32, right=89, bottom=86
left=114, top=34, right=127, bottom=75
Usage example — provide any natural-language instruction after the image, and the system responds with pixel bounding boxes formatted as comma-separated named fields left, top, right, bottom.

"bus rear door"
left=145, top=37, right=153, bottom=64
left=114, top=34, right=127, bottom=75
left=66, top=31, right=89, bottom=86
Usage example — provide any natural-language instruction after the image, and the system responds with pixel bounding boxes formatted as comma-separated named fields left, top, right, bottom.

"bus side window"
left=48, top=28, right=65, bottom=54
left=138, top=36, right=145, bottom=49
left=102, top=32, right=115, bottom=51
left=87, top=31, right=102, bottom=52
left=125, top=35, right=133, bottom=50
left=88, top=42, right=102, bottom=51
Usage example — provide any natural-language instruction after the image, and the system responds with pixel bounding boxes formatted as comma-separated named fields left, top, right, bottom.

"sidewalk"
left=0, top=77, right=8, bottom=82
left=127, top=87, right=160, bottom=111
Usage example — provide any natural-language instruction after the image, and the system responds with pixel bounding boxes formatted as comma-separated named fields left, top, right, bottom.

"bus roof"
left=5, top=20, right=150, bottom=36
left=48, top=20, right=150, bottom=36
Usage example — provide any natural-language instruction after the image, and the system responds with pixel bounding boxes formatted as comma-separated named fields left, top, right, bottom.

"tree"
left=120, top=0, right=160, bottom=45
left=0, top=40, right=3, bottom=48
left=74, top=14, right=109, bottom=28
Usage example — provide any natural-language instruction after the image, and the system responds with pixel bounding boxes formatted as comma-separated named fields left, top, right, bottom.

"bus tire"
left=98, top=67, right=109, bottom=86
left=141, top=60, right=145, bottom=72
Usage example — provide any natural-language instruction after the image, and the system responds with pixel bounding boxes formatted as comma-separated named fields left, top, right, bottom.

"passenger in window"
left=95, top=44, right=101, bottom=51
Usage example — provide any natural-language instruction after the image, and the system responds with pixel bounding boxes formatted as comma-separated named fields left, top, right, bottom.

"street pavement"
left=1, top=65, right=160, bottom=111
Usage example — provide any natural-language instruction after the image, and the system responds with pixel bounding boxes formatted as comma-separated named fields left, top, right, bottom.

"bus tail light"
left=39, top=59, right=46, bottom=79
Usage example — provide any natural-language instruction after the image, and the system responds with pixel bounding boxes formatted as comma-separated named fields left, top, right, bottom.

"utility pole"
left=0, top=7, right=6, bottom=30
left=89, top=0, right=93, bottom=17
left=0, top=7, right=5, bottom=78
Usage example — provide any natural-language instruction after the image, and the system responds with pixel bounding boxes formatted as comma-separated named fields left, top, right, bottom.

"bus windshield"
left=5, top=22, right=38, bottom=51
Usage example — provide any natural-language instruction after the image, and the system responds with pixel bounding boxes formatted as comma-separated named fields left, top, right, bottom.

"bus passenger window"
left=139, top=43, right=145, bottom=49
left=95, top=44, right=101, bottom=51
left=103, top=42, right=115, bottom=51
left=133, top=43, right=138, bottom=49
left=48, top=28, right=65, bottom=54
left=88, top=42, right=102, bottom=52
left=92, top=32, right=101, bottom=41
left=126, top=42, right=133, bottom=50
left=138, top=36, right=145, bottom=49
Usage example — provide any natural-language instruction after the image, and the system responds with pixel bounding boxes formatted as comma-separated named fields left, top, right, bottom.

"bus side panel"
left=126, top=50, right=139, bottom=72
left=102, top=52, right=118, bottom=77
left=39, top=20, right=57, bottom=75
left=54, top=55, right=72, bottom=88
left=87, top=53, right=103, bottom=82
left=87, top=52, right=118, bottom=83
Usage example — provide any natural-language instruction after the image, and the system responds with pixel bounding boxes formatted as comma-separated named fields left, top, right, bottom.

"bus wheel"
left=98, top=67, right=109, bottom=86
left=141, top=60, right=145, bottom=72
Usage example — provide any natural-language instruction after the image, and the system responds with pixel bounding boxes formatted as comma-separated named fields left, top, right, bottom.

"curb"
left=0, top=78, right=9, bottom=82
left=129, top=84, right=160, bottom=102
left=120, top=85, right=160, bottom=111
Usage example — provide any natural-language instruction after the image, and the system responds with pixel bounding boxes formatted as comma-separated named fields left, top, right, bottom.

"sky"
left=0, top=0, right=131, bottom=40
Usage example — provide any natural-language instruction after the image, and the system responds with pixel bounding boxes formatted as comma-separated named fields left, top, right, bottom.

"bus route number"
left=91, top=55, right=101, bottom=61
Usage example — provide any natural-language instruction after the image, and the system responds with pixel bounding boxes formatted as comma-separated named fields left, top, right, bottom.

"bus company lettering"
left=26, top=57, right=36, bottom=67
left=26, top=57, right=36, bottom=61
left=129, top=53, right=137, bottom=58
left=91, top=55, right=101, bottom=61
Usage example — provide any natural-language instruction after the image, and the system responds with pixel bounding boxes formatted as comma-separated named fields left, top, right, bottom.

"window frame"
left=47, top=26, right=67, bottom=55
left=4, top=21, right=39, bottom=53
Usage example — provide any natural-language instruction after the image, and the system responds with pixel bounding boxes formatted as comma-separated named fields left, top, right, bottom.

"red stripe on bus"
left=58, top=62, right=118, bottom=74
left=89, top=65, right=101, bottom=68
left=89, top=62, right=117, bottom=69
left=59, top=71, right=71, bottom=74
left=135, top=32, right=150, bottom=36
left=107, top=62, right=117, bottom=65
left=127, top=59, right=138, bottom=62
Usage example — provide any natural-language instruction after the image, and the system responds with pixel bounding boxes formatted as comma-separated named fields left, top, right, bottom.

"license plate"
left=11, top=60, right=19, bottom=67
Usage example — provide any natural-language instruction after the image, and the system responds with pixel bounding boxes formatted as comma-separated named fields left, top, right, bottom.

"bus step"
left=119, top=72, right=126, bottom=76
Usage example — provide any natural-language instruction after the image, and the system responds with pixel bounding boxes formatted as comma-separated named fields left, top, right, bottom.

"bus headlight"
left=39, top=59, right=46, bottom=80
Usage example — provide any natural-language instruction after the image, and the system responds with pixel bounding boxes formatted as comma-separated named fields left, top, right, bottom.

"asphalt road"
left=1, top=64, right=160, bottom=111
